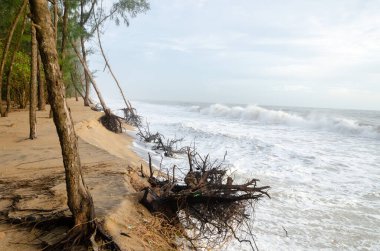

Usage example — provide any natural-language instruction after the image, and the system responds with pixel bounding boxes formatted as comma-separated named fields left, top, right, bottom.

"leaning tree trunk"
left=29, top=0, right=95, bottom=241
left=95, top=20, right=132, bottom=111
left=0, top=0, right=28, bottom=117
left=5, top=11, right=27, bottom=116
left=71, top=40, right=110, bottom=116
left=29, top=25, right=38, bottom=139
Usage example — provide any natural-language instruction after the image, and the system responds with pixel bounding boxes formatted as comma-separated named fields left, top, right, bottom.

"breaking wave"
left=198, top=104, right=380, bottom=138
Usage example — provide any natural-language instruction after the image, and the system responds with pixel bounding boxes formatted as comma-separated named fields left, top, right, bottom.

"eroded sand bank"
left=0, top=99, right=170, bottom=250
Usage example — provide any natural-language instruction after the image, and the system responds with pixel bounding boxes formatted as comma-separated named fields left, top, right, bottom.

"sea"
left=108, top=99, right=380, bottom=250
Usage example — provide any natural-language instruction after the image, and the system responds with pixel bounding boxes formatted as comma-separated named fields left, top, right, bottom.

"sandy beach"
left=0, top=98, right=172, bottom=250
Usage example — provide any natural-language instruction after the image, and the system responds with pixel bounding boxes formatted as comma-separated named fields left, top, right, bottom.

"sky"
left=89, top=0, right=380, bottom=110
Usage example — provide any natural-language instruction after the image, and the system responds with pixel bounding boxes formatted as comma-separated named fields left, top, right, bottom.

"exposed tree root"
left=140, top=148, right=270, bottom=250
left=100, top=113, right=122, bottom=133
left=1, top=210, right=121, bottom=251
left=121, top=106, right=142, bottom=127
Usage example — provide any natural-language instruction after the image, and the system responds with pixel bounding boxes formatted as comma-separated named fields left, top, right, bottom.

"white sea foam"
left=113, top=100, right=380, bottom=250
left=198, top=104, right=380, bottom=138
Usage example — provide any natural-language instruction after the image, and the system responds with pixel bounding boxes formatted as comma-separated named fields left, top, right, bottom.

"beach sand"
left=0, top=98, right=170, bottom=250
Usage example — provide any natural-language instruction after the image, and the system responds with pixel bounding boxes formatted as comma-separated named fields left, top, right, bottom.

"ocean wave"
left=198, top=104, right=380, bottom=138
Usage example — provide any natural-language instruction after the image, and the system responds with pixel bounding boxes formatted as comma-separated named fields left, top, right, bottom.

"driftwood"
left=140, top=148, right=270, bottom=250
left=152, top=136, right=185, bottom=157
left=121, top=104, right=142, bottom=127
left=137, top=122, right=161, bottom=143
left=137, top=122, right=185, bottom=157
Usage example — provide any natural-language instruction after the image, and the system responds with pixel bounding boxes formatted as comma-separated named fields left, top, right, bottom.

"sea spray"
left=110, top=99, right=380, bottom=250
left=198, top=104, right=380, bottom=138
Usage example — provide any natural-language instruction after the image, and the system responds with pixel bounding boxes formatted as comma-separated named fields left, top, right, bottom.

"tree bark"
left=60, top=0, right=69, bottom=70
left=80, top=0, right=91, bottom=106
left=95, top=20, right=133, bottom=111
left=71, top=40, right=110, bottom=116
left=0, top=0, right=28, bottom=117
left=29, top=25, right=38, bottom=139
left=37, top=50, right=46, bottom=110
left=53, top=0, right=58, bottom=42
left=81, top=37, right=91, bottom=106
left=71, top=72, right=79, bottom=101
left=29, top=0, right=95, bottom=238
left=5, top=11, right=27, bottom=116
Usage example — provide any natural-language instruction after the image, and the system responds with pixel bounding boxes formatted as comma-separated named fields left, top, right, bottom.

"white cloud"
left=90, top=0, right=380, bottom=110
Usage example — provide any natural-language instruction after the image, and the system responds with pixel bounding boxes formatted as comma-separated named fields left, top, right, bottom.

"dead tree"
left=71, top=39, right=123, bottom=133
left=0, top=0, right=28, bottom=117
left=29, top=0, right=96, bottom=248
left=141, top=148, right=270, bottom=250
left=94, top=14, right=141, bottom=126
left=152, top=136, right=185, bottom=157
left=137, top=122, right=162, bottom=143
left=121, top=105, right=142, bottom=126
left=136, top=122, right=186, bottom=157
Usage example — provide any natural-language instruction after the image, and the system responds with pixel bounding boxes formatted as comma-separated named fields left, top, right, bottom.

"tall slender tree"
left=0, top=0, right=28, bottom=117
left=29, top=0, right=95, bottom=244
left=29, top=24, right=37, bottom=139
left=5, top=10, right=27, bottom=116
left=60, top=0, right=69, bottom=69
left=71, top=40, right=110, bottom=115
left=80, top=0, right=93, bottom=106
left=37, top=51, right=45, bottom=110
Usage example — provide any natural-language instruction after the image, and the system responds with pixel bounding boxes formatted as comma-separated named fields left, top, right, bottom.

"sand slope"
left=0, top=99, right=169, bottom=250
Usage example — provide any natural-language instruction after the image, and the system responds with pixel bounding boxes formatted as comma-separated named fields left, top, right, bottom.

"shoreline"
left=0, top=98, right=175, bottom=250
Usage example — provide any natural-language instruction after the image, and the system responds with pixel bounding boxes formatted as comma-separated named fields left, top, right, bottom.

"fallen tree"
left=140, top=147, right=270, bottom=250
left=71, top=39, right=123, bottom=133
left=94, top=13, right=142, bottom=128
left=137, top=122, right=185, bottom=157
left=137, top=121, right=162, bottom=143
left=120, top=104, right=142, bottom=127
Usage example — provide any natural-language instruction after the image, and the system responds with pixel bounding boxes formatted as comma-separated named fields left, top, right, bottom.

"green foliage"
left=10, top=50, right=30, bottom=108
left=0, top=0, right=151, bottom=108
left=0, top=0, right=23, bottom=40
left=106, top=0, right=150, bottom=26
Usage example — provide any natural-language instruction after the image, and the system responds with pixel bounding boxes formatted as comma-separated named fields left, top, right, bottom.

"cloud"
left=90, top=0, right=380, bottom=110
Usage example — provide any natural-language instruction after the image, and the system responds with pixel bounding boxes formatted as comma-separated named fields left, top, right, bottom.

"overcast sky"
left=89, top=0, right=380, bottom=110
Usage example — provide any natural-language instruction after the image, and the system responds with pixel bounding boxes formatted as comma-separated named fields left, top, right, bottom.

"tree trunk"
left=60, top=0, right=69, bottom=70
left=53, top=0, right=58, bottom=42
left=80, top=0, right=90, bottom=106
left=5, top=11, right=27, bottom=116
left=29, top=25, right=38, bottom=139
left=71, top=72, right=79, bottom=101
left=0, top=0, right=28, bottom=117
left=37, top=50, right=46, bottom=110
left=71, top=40, right=110, bottom=116
left=95, top=21, right=133, bottom=111
left=80, top=36, right=91, bottom=106
left=75, top=88, right=79, bottom=101
left=29, top=0, right=95, bottom=240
